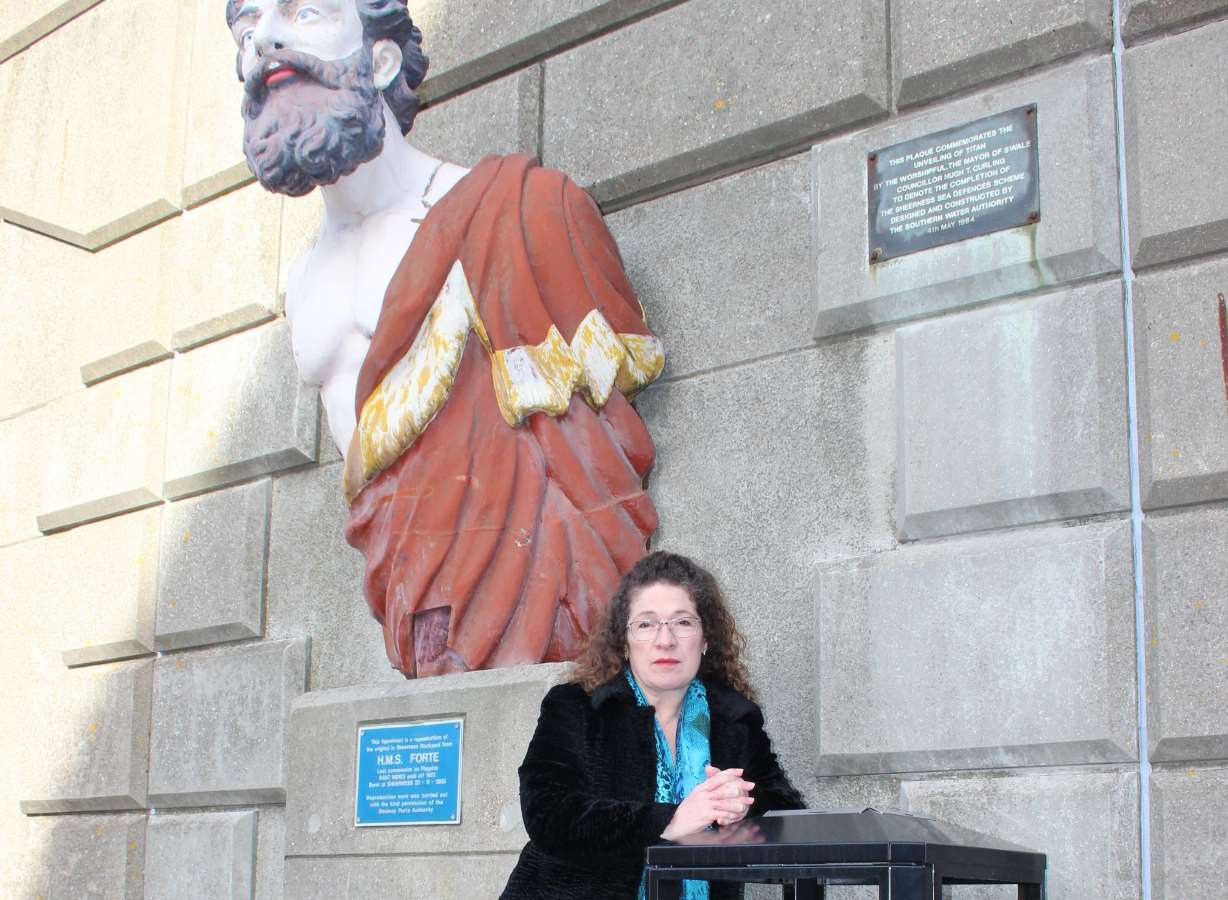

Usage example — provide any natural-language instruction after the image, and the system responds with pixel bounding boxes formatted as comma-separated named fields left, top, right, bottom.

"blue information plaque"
left=354, top=718, right=464, bottom=826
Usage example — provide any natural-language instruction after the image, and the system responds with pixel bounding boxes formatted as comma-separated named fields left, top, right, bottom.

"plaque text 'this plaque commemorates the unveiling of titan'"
left=867, top=105, right=1040, bottom=262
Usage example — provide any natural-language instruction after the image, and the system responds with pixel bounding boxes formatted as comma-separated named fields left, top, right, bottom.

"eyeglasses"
left=626, top=616, right=702, bottom=642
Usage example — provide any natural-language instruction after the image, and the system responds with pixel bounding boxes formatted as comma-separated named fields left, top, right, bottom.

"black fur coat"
left=498, top=673, right=804, bottom=899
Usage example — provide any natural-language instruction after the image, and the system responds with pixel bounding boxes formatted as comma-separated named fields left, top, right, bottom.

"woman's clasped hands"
left=660, top=765, right=755, bottom=840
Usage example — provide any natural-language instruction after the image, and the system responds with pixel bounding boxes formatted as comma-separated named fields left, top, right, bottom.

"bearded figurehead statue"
left=225, top=0, right=663, bottom=677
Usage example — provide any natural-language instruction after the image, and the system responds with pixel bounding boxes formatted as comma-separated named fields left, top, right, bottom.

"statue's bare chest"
left=287, top=215, right=422, bottom=387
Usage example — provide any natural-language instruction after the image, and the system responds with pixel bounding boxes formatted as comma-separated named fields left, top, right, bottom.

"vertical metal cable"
left=1109, top=2, right=1152, bottom=896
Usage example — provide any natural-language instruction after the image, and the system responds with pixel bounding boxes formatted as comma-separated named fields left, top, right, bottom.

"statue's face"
left=229, top=0, right=364, bottom=82
left=228, top=0, right=387, bottom=197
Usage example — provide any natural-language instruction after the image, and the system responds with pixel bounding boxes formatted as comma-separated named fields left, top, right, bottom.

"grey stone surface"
left=22, top=813, right=146, bottom=899
left=285, top=664, right=569, bottom=857
left=816, top=522, right=1137, bottom=775
left=53, top=506, right=161, bottom=667
left=0, top=0, right=107, bottom=63
left=148, top=638, right=307, bottom=807
left=283, top=854, right=518, bottom=900
left=1144, top=507, right=1228, bottom=763
left=1125, top=18, right=1228, bottom=268
left=20, top=659, right=152, bottom=814
left=162, top=321, right=318, bottom=500
left=1133, top=257, right=1228, bottom=509
left=813, top=57, right=1120, bottom=338
left=413, top=66, right=542, bottom=167
left=166, top=184, right=283, bottom=352
left=901, top=768, right=1140, bottom=900
left=896, top=280, right=1130, bottom=540
left=36, top=362, right=170, bottom=534
left=0, top=408, right=47, bottom=548
left=544, top=0, right=888, bottom=209
left=607, top=153, right=816, bottom=380
left=638, top=340, right=897, bottom=783
left=0, top=0, right=191, bottom=250
left=415, top=0, right=682, bottom=105
left=1123, top=0, right=1228, bottom=39
left=81, top=341, right=173, bottom=386
left=144, top=810, right=255, bottom=900
left=893, top=0, right=1110, bottom=108
left=155, top=479, right=270, bottom=651
left=265, top=461, right=392, bottom=691
left=1151, top=764, right=1228, bottom=900
left=254, top=807, right=285, bottom=900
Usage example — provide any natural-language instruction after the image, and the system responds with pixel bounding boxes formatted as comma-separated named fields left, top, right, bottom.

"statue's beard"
left=241, top=47, right=386, bottom=197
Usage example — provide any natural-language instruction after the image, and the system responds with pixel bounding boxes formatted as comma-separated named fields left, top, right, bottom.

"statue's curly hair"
left=572, top=551, right=757, bottom=702
left=225, top=0, right=429, bottom=134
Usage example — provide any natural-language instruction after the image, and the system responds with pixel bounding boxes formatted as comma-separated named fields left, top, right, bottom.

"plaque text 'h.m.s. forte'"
left=868, top=105, right=1040, bottom=262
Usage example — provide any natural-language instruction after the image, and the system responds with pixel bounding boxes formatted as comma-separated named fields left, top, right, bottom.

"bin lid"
left=646, top=807, right=1046, bottom=877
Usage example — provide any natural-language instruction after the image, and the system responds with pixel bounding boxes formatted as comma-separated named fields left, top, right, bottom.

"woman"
left=500, top=551, right=804, bottom=900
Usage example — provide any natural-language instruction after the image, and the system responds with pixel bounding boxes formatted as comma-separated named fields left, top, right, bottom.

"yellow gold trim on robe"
left=349, top=268, right=665, bottom=499
left=352, top=260, right=483, bottom=496
left=490, top=326, right=585, bottom=427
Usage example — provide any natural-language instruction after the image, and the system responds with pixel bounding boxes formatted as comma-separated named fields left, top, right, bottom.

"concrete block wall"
left=2, top=2, right=1225, bottom=898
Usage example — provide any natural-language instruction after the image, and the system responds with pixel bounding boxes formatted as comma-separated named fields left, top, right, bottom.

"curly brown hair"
left=572, top=551, right=757, bottom=702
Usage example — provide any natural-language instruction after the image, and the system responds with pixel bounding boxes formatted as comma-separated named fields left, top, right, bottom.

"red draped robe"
left=344, top=155, right=660, bottom=678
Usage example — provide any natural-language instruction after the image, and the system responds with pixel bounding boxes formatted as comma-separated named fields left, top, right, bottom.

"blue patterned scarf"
left=626, top=669, right=711, bottom=900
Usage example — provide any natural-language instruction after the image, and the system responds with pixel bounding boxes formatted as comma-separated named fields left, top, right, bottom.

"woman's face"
left=626, top=582, right=706, bottom=699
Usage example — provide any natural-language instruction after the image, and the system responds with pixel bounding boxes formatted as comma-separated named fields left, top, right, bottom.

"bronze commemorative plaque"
left=867, top=105, right=1039, bottom=263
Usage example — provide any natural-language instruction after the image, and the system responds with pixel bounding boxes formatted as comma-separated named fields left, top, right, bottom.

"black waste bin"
left=645, top=807, right=1046, bottom=899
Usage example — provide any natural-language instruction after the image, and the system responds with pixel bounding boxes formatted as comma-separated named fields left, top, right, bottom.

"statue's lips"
left=265, top=66, right=302, bottom=88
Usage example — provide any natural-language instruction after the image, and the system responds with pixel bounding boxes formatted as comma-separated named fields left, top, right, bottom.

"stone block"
left=49, top=507, right=162, bottom=667
left=166, top=184, right=283, bottom=352
left=1144, top=507, right=1228, bottom=762
left=415, top=0, right=679, bottom=104
left=1123, top=0, right=1228, bottom=40
left=283, top=854, right=518, bottom=900
left=145, top=810, right=256, bottom=900
left=285, top=665, right=569, bottom=857
left=0, top=0, right=194, bottom=249
left=543, top=0, right=888, bottom=209
left=813, top=57, right=1120, bottom=338
left=412, top=66, right=542, bottom=168
left=22, top=813, right=146, bottom=899
left=255, top=807, right=285, bottom=900
left=1125, top=19, right=1228, bottom=268
left=1133, top=257, right=1228, bottom=509
left=0, top=407, right=49, bottom=547
left=896, top=281, right=1130, bottom=540
left=265, top=461, right=389, bottom=691
left=816, top=522, right=1137, bottom=775
left=0, top=0, right=106, bottom=63
left=1151, top=764, right=1228, bottom=900
left=162, top=321, right=318, bottom=500
left=36, top=362, right=171, bottom=534
left=155, top=479, right=270, bottom=651
left=148, top=638, right=306, bottom=806
left=607, top=153, right=815, bottom=380
left=180, top=0, right=251, bottom=204
left=20, top=659, right=153, bottom=814
left=892, top=0, right=1110, bottom=108
left=637, top=340, right=897, bottom=778
left=0, top=220, right=169, bottom=419
left=900, top=768, right=1140, bottom=900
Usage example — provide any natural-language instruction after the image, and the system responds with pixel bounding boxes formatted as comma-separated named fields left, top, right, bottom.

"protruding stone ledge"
left=20, top=660, right=153, bottom=814
left=816, top=522, right=1137, bottom=775
left=895, top=280, right=1129, bottom=540
left=148, top=638, right=307, bottom=808
left=145, top=810, right=257, bottom=900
